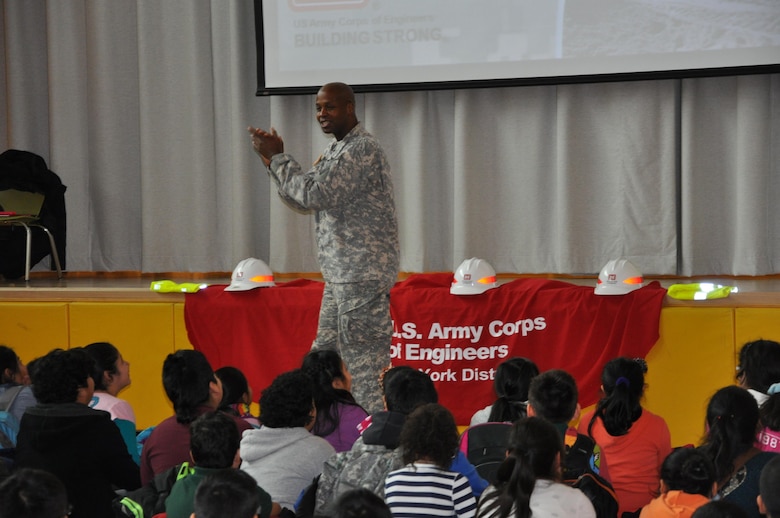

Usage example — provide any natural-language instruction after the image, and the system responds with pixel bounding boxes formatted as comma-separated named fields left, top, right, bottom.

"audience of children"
left=385, top=402, right=477, bottom=518
left=526, top=369, right=617, bottom=515
left=301, top=349, right=369, bottom=452
left=14, top=348, right=141, bottom=518
left=638, top=447, right=716, bottom=518
left=476, top=416, right=596, bottom=518
left=735, top=339, right=780, bottom=453
left=216, top=365, right=261, bottom=428
left=469, top=357, right=538, bottom=426
left=240, top=368, right=336, bottom=511
left=192, top=469, right=267, bottom=518
left=698, top=385, right=778, bottom=518
left=140, top=349, right=253, bottom=485
left=83, top=341, right=139, bottom=463
left=0, top=345, right=37, bottom=443
left=10, top=342, right=780, bottom=518
left=164, top=411, right=277, bottom=518
left=0, top=468, right=70, bottom=518
left=578, top=356, right=672, bottom=516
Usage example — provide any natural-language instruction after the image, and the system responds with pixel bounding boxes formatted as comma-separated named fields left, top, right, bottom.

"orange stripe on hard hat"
left=623, top=276, right=643, bottom=285
left=250, top=275, right=274, bottom=283
left=478, top=276, right=496, bottom=284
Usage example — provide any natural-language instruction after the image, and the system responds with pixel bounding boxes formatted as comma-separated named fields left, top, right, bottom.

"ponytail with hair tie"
left=615, top=376, right=630, bottom=388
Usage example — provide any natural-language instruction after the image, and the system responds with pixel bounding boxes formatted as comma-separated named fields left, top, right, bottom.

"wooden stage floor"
left=1, top=272, right=780, bottom=305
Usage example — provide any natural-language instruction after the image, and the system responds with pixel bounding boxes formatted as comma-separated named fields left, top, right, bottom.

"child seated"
left=301, top=350, right=368, bottom=452
left=578, top=357, right=671, bottom=515
left=476, top=416, right=595, bottom=518
left=527, top=369, right=616, bottom=516
left=469, top=357, right=538, bottom=426
left=639, top=447, right=717, bottom=518
left=165, top=411, right=278, bottom=518
left=385, top=403, right=477, bottom=518
left=84, top=341, right=139, bottom=463
left=216, top=366, right=260, bottom=428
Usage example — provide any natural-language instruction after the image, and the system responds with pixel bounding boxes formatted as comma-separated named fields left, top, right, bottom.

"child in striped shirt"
left=385, top=403, right=476, bottom=518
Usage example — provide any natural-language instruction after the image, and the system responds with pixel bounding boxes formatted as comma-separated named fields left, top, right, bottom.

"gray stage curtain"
left=1, top=1, right=778, bottom=276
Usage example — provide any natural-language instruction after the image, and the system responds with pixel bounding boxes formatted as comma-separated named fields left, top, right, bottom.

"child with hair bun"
left=639, top=447, right=716, bottom=518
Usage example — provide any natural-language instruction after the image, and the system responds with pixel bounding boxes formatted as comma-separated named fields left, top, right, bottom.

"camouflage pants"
left=312, top=280, right=393, bottom=414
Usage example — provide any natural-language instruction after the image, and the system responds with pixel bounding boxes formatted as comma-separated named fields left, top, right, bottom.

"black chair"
left=0, top=150, right=66, bottom=280
left=0, top=189, right=63, bottom=280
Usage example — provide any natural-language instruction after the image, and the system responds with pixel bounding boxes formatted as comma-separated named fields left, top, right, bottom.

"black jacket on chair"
left=0, top=149, right=67, bottom=278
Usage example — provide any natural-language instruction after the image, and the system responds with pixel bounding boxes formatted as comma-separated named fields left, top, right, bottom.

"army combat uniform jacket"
left=267, top=124, right=399, bottom=284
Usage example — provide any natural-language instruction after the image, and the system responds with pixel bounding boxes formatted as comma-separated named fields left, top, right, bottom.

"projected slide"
left=258, top=0, right=780, bottom=91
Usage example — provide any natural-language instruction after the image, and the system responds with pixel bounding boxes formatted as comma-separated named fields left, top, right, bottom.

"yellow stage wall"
left=2, top=297, right=780, bottom=446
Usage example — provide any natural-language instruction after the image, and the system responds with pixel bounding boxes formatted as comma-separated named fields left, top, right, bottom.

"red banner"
left=185, top=274, right=666, bottom=424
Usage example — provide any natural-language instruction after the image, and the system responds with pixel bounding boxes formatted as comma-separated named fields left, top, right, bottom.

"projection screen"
left=256, top=0, right=780, bottom=94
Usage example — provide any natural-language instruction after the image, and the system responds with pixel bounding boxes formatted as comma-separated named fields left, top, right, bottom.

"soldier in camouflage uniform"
left=249, top=82, right=399, bottom=414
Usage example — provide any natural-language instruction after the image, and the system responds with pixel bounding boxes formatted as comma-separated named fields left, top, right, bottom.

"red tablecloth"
left=185, top=274, right=666, bottom=424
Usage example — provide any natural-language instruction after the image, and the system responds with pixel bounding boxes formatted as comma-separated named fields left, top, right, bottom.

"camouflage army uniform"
left=267, top=123, right=399, bottom=414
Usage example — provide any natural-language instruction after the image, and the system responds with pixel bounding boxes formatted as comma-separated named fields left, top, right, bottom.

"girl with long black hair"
left=578, top=357, right=671, bottom=515
left=302, top=349, right=368, bottom=452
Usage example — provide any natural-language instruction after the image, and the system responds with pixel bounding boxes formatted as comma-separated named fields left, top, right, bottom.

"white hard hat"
left=450, top=257, right=498, bottom=295
left=594, top=259, right=644, bottom=295
left=225, top=258, right=275, bottom=291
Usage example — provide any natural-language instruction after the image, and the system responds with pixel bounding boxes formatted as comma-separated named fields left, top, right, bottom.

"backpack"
left=458, top=422, right=513, bottom=485
left=113, top=462, right=193, bottom=518
left=562, top=432, right=618, bottom=518
left=0, top=385, right=24, bottom=448
left=571, top=472, right=619, bottom=518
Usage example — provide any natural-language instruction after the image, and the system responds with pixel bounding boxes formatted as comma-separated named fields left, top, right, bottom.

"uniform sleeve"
left=268, top=139, right=377, bottom=211
left=314, top=450, right=347, bottom=514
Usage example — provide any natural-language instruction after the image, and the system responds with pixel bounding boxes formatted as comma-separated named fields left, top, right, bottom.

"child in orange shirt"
left=639, top=448, right=716, bottom=518
left=578, top=357, right=672, bottom=515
